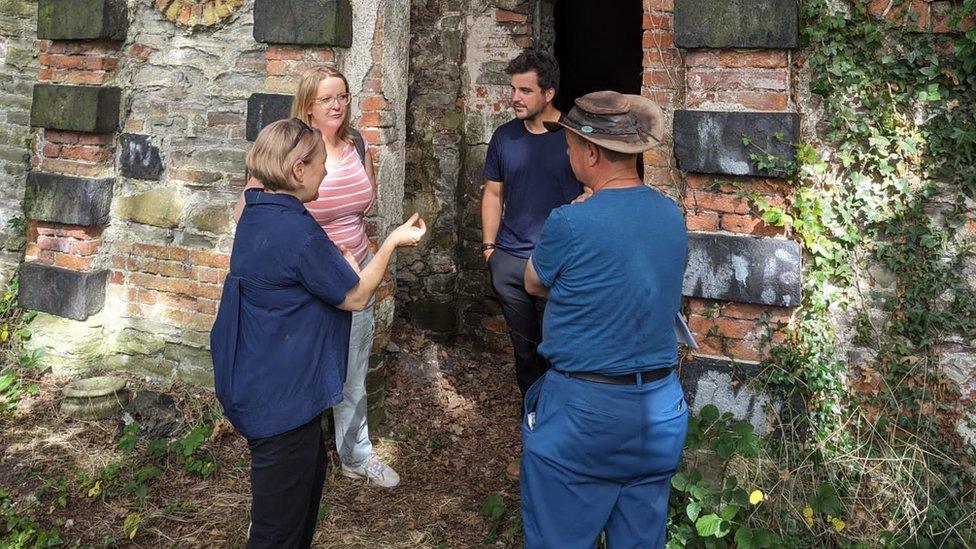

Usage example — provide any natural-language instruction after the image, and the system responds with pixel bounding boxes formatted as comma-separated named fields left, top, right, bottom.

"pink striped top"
left=305, top=141, right=374, bottom=263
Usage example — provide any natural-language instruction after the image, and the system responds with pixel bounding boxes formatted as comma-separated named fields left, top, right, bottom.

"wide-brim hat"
left=544, top=90, right=665, bottom=154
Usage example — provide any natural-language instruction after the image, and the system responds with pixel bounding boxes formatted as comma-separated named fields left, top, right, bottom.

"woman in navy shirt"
left=210, top=118, right=425, bottom=548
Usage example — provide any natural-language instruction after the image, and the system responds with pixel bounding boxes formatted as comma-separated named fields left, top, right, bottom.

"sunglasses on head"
left=288, top=117, right=314, bottom=152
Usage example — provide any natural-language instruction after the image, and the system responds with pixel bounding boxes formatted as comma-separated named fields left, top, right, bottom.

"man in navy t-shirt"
left=481, top=49, right=584, bottom=404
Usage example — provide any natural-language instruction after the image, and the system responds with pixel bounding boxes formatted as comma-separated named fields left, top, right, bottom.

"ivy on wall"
left=669, top=0, right=976, bottom=546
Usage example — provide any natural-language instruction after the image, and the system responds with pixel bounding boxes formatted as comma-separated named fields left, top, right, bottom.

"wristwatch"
left=481, top=243, right=496, bottom=251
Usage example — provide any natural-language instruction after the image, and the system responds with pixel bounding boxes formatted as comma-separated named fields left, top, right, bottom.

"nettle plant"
left=669, top=0, right=976, bottom=546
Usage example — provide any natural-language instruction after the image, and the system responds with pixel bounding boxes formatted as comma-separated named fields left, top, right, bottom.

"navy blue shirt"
left=484, top=119, right=582, bottom=258
left=531, top=186, right=687, bottom=374
left=210, top=190, right=360, bottom=440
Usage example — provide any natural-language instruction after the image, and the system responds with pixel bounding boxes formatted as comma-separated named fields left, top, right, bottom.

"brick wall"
left=0, top=0, right=37, bottom=280
left=16, top=0, right=410, bottom=401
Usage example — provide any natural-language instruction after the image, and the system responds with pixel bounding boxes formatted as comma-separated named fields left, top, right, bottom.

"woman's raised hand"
left=390, top=213, right=427, bottom=248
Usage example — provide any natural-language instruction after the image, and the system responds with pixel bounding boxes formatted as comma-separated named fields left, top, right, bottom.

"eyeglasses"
left=313, top=93, right=351, bottom=107
left=288, top=118, right=314, bottom=153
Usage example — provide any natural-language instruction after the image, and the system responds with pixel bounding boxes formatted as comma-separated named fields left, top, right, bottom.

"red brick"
left=720, top=213, right=782, bottom=236
left=70, top=239, right=103, bottom=256
left=495, top=9, right=527, bottom=23
left=687, top=90, right=788, bottom=111
left=360, top=95, right=388, bottom=111
left=687, top=68, right=788, bottom=91
left=685, top=190, right=751, bottom=214
left=642, top=30, right=674, bottom=49
left=642, top=69, right=675, bottom=87
left=189, top=250, right=230, bottom=268
left=722, top=302, right=792, bottom=324
left=643, top=146, right=672, bottom=167
left=76, top=133, right=114, bottom=145
left=645, top=0, right=674, bottom=11
left=868, top=0, right=892, bottom=16
left=132, top=243, right=190, bottom=262
left=481, top=315, right=508, bottom=334
left=643, top=12, right=671, bottom=30
left=83, top=56, right=118, bottom=71
left=128, top=43, right=154, bottom=61
left=39, top=158, right=108, bottom=178
left=686, top=212, right=720, bottom=231
left=41, top=142, right=62, bottom=157
left=53, top=253, right=94, bottom=271
left=358, top=111, right=385, bottom=127
left=685, top=50, right=789, bottom=69
left=35, top=222, right=103, bottom=239
left=689, top=314, right=756, bottom=339
left=265, top=59, right=288, bottom=76
left=59, top=145, right=113, bottom=163
left=207, top=112, right=243, bottom=126
left=265, top=46, right=303, bottom=60
left=514, top=36, right=533, bottom=48
left=43, top=130, right=76, bottom=145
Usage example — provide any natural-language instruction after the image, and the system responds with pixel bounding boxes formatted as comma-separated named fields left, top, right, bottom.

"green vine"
left=670, top=0, right=976, bottom=546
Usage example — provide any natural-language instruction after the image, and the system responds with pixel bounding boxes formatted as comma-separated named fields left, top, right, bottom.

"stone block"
left=246, top=93, right=293, bottom=142
left=119, top=134, right=163, bottom=180
left=31, top=84, right=121, bottom=133
left=252, top=0, right=352, bottom=46
left=116, top=187, right=182, bottom=228
left=683, top=233, right=801, bottom=307
left=674, top=0, right=797, bottom=49
left=673, top=110, right=799, bottom=178
left=25, top=171, right=114, bottom=226
left=680, top=356, right=771, bottom=432
left=37, top=0, right=127, bottom=41
left=20, top=262, right=108, bottom=321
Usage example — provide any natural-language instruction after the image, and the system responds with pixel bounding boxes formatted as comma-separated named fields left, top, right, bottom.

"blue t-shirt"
left=484, top=119, right=583, bottom=258
left=210, top=190, right=360, bottom=440
left=531, top=186, right=687, bottom=374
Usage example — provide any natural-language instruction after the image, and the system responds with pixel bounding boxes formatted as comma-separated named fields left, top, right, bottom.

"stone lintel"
left=674, top=0, right=798, bottom=49
left=683, top=232, right=801, bottom=307
left=37, top=0, right=128, bottom=41
left=30, top=84, right=121, bottom=133
left=25, top=171, right=114, bottom=226
left=20, top=262, right=109, bottom=321
left=673, top=110, right=799, bottom=178
left=252, top=0, right=353, bottom=47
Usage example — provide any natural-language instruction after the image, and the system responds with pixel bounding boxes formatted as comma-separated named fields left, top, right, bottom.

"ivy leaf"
left=720, top=504, right=740, bottom=521
left=686, top=502, right=702, bottom=522
left=699, top=404, right=719, bottom=424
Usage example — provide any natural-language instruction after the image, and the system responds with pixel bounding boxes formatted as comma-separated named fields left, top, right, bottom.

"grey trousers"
left=332, top=252, right=375, bottom=466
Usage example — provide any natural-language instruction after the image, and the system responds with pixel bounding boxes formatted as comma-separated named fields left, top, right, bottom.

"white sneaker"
left=341, top=454, right=400, bottom=488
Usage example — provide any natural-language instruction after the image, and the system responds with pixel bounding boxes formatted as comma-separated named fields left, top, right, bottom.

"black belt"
left=567, top=367, right=675, bottom=385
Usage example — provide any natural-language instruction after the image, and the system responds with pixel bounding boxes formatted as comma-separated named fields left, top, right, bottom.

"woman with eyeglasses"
left=234, top=67, right=399, bottom=488
left=214, top=118, right=426, bottom=548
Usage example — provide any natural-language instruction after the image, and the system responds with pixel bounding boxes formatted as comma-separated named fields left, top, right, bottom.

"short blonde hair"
left=291, top=67, right=352, bottom=143
left=245, top=119, right=322, bottom=192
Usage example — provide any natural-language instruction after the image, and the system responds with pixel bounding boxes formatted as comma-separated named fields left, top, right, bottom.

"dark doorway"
left=552, top=0, right=643, bottom=114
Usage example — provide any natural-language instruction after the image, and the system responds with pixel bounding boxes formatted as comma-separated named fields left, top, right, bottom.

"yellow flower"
left=1, top=329, right=8, bottom=343
left=828, top=515, right=846, bottom=532
left=3, top=293, right=11, bottom=302
left=749, top=490, right=765, bottom=505
left=87, top=480, right=102, bottom=498
left=802, top=505, right=814, bottom=527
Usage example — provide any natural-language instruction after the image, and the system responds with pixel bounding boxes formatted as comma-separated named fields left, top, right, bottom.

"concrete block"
left=252, top=0, right=352, bottom=46
left=37, top=0, right=127, bottom=41
left=119, top=134, right=163, bottom=181
left=674, top=0, right=797, bottom=49
left=245, top=93, right=293, bottom=142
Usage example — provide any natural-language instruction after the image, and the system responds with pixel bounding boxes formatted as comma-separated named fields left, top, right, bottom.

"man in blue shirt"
left=521, top=91, right=689, bottom=548
left=481, top=49, right=584, bottom=404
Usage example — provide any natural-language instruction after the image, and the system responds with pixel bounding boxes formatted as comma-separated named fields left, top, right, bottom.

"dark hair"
left=506, top=49, right=560, bottom=95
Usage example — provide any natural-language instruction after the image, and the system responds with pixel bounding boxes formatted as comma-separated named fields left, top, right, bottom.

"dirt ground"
left=0, top=320, right=524, bottom=548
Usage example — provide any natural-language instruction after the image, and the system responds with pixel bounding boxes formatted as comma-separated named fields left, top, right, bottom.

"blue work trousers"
left=521, top=369, right=688, bottom=549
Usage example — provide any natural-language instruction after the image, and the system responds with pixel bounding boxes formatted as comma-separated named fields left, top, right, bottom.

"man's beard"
left=514, top=102, right=545, bottom=121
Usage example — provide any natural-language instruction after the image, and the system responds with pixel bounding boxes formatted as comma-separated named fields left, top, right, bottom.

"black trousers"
left=488, top=249, right=550, bottom=400
left=247, top=413, right=326, bottom=549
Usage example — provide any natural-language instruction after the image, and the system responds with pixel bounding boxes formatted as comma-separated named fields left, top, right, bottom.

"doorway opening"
left=551, top=0, right=644, bottom=114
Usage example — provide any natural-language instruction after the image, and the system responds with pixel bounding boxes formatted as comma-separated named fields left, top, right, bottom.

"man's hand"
left=483, top=248, right=495, bottom=263
left=572, top=187, right=593, bottom=204
left=389, top=213, right=427, bottom=248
